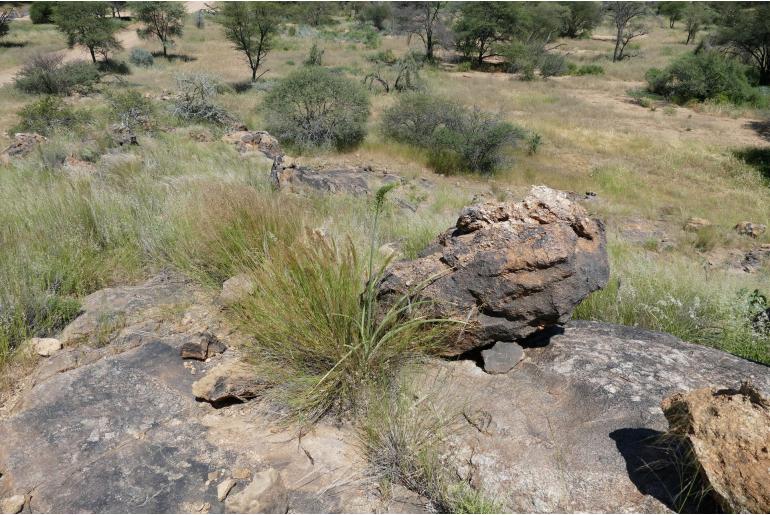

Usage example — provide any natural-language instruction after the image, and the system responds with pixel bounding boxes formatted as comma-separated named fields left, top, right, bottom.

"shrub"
left=29, top=2, right=54, bottom=24
left=14, top=54, right=100, bottom=95
left=646, top=52, right=756, bottom=105
left=381, top=93, right=523, bottom=174
left=304, top=42, right=324, bottom=66
left=172, top=73, right=235, bottom=126
left=539, top=53, right=568, bottom=78
left=129, top=48, right=154, bottom=67
left=262, top=66, right=370, bottom=150
left=572, top=63, right=605, bottom=76
left=105, top=89, right=154, bottom=128
left=97, top=59, right=130, bottom=75
left=12, top=96, right=90, bottom=135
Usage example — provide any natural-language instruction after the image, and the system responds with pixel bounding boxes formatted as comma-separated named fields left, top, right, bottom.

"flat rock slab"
left=481, top=341, right=524, bottom=374
left=431, top=321, right=770, bottom=513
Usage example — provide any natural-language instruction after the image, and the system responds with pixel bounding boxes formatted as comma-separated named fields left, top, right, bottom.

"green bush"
left=646, top=52, right=757, bottom=105
left=539, top=53, right=568, bottom=78
left=572, top=63, right=605, bottom=76
left=129, top=48, right=154, bottom=67
left=304, top=43, right=324, bottom=66
left=381, top=93, right=523, bottom=174
left=263, top=66, right=370, bottom=150
left=29, top=2, right=54, bottom=24
left=13, top=96, right=91, bottom=135
left=14, top=54, right=100, bottom=95
left=105, top=89, right=154, bottom=128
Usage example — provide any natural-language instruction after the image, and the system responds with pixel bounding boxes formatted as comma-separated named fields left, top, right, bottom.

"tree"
left=604, top=1, right=649, bottom=62
left=453, top=2, right=521, bottom=66
left=29, top=2, right=54, bottom=24
left=713, top=3, right=770, bottom=85
left=52, top=2, right=121, bottom=63
left=357, top=2, right=390, bottom=31
left=109, top=1, right=126, bottom=18
left=559, top=2, right=602, bottom=38
left=0, top=9, right=10, bottom=40
left=682, top=3, right=713, bottom=45
left=392, top=2, right=449, bottom=62
left=135, top=2, right=186, bottom=58
left=217, top=2, right=279, bottom=82
left=659, top=2, right=685, bottom=29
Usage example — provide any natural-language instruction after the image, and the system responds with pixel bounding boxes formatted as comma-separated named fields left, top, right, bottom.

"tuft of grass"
left=359, top=374, right=503, bottom=513
left=575, top=241, right=770, bottom=365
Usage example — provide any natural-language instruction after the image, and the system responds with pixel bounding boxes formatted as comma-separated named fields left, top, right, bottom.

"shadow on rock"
left=610, top=428, right=720, bottom=514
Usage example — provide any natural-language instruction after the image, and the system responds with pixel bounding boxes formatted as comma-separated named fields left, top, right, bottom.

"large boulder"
left=377, top=186, right=609, bottom=355
left=661, top=383, right=770, bottom=513
left=427, top=321, right=770, bottom=513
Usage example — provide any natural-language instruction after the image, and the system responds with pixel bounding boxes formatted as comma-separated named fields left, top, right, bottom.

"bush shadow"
left=151, top=52, right=197, bottom=62
left=746, top=120, right=770, bottom=142
left=610, top=427, right=720, bottom=514
left=734, top=147, right=770, bottom=181
left=0, top=41, right=27, bottom=48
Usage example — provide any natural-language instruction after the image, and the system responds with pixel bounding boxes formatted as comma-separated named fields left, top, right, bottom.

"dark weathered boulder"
left=180, top=332, right=227, bottom=360
left=1, top=133, right=46, bottom=161
left=377, top=186, right=610, bottom=355
left=426, top=321, right=770, bottom=513
left=222, top=131, right=282, bottom=160
left=661, top=383, right=770, bottom=514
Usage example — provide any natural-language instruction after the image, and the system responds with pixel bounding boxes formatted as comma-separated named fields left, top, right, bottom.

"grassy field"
left=1, top=7, right=769, bottom=375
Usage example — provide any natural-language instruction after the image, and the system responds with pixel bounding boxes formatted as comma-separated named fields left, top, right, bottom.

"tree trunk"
left=425, top=37, right=433, bottom=62
left=163, top=43, right=168, bottom=57
left=251, top=67, right=257, bottom=82
left=89, top=46, right=96, bottom=63
left=669, top=19, right=675, bottom=29
left=686, top=31, right=692, bottom=45
left=613, top=26, right=623, bottom=62
left=760, top=66, right=770, bottom=87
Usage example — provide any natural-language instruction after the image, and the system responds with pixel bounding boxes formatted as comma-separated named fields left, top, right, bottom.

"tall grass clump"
left=381, top=93, right=523, bottom=175
left=575, top=242, right=770, bottom=365
left=359, top=374, right=503, bottom=513
left=230, top=186, right=457, bottom=421
left=262, top=66, right=370, bottom=151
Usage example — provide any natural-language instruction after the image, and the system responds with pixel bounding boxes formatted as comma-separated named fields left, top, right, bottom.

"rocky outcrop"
left=377, top=186, right=610, bottom=355
left=108, top=123, right=138, bottom=147
left=661, top=383, right=770, bottom=514
left=684, top=217, right=711, bottom=232
left=428, top=321, right=770, bottom=513
left=271, top=159, right=403, bottom=197
left=734, top=221, right=767, bottom=238
left=222, top=131, right=282, bottom=160
left=1, top=133, right=46, bottom=161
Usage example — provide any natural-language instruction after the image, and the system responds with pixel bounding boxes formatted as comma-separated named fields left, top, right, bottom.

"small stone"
left=217, top=478, right=237, bottom=501
left=180, top=332, right=226, bottom=360
left=208, top=471, right=220, bottom=481
left=192, top=361, right=269, bottom=403
left=684, top=217, right=712, bottom=232
left=231, top=468, right=251, bottom=480
left=0, top=495, right=25, bottom=514
left=31, top=337, right=62, bottom=357
left=219, top=274, right=256, bottom=307
left=225, top=468, right=288, bottom=514
left=481, top=341, right=524, bottom=374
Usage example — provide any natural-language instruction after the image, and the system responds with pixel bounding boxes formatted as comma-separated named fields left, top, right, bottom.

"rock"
left=661, top=383, right=770, bottom=513
left=0, top=495, right=25, bottom=514
left=108, top=123, right=138, bottom=146
left=377, top=186, right=610, bottom=355
left=683, top=217, right=711, bottom=232
left=271, top=160, right=402, bottom=197
left=180, top=332, right=227, bottom=360
left=225, top=468, right=288, bottom=514
left=742, top=244, right=770, bottom=272
left=222, top=131, right=282, bottom=160
left=734, top=220, right=767, bottom=238
left=231, top=468, right=251, bottom=480
left=481, top=341, right=524, bottom=374
left=219, top=274, right=256, bottom=307
left=192, top=361, right=269, bottom=403
left=217, top=478, right=237, bottom=502
left=1, top=133, right=46, bottom=159
left=428, top=321, right=770, bottom=513
left=31, top=337, right=62, bottom=357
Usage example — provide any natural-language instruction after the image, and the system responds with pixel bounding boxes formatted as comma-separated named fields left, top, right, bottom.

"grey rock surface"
left=431, top=321, right=770, bottom=513
left=481, top=341, right=524, bottom=374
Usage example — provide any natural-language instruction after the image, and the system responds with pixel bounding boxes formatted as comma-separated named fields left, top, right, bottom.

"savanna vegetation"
left=1, top=1, right=769, bottom=509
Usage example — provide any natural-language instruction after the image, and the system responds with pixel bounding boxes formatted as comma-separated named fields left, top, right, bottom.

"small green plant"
left=262, top=66, right=370, bottom=150
left=129, top=48, right=154, bottom=67
left=105, top=89, right=154, bottom=129
left=456, top=61, right=472, bottom=72
left=572, top=63, right=605, bottom=76
left=527, top=132, right=542, bottom=155
left=13, top=96, right=91, bottom=135
left=304, top=42, right=324, bottom=66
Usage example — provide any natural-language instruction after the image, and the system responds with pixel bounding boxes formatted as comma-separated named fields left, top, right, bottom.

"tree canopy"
left=713, top=3, right=770, bottom=85
left=217, top=2, right=280, bottom=82
left=135, top=1, right=186, bottom=57
left=52, top=2, right=121, bottom=63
